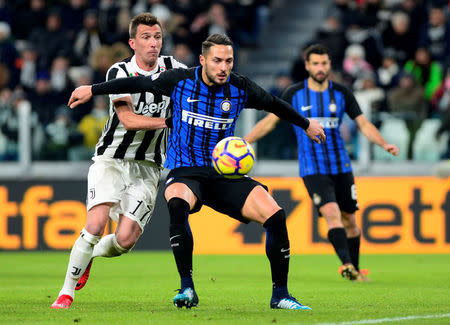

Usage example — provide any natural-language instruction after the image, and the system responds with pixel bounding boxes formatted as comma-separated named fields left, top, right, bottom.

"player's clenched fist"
left=68, top=85, right=93, bottom=109
left=305, top=118, right=326, bottom=144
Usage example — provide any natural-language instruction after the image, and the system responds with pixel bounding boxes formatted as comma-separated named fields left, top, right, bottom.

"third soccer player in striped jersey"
left=245, top=44, right=399, bottom=282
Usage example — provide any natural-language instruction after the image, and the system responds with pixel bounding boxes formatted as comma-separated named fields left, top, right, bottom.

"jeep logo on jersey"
left=220, top=99, right=232, bottom=112
left=134, top=93, right=170, bottom=115
left=315, top=117, right=339, bottom=128
left=182, top=110, right=234, bottom=130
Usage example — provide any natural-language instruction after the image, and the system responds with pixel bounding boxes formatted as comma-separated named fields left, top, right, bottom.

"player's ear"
left=128, top=38, right=135, bottom=51
left=199, top=54, right=205, bottom=67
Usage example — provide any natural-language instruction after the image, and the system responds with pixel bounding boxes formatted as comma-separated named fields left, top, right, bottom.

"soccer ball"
left=212, top=136, right=255, bottom=179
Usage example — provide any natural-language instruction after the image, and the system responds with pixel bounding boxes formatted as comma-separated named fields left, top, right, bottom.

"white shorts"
left=86, top=156, right=161, bottom=231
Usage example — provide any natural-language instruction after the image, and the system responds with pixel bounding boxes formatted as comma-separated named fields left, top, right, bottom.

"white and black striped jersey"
left=94, top=55, right=186, bottom=166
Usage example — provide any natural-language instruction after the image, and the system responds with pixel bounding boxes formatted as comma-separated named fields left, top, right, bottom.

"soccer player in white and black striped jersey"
left=51, top=13, right=186, bottom=309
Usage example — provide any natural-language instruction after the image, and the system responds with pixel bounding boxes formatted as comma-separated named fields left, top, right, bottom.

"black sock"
left=328, top=228, right=352, bottom=265
left=347, top=234, right=361, bottom=271
left=168, top=198, right=194, bottom=285
left=263, top=209, right=289, bottom=291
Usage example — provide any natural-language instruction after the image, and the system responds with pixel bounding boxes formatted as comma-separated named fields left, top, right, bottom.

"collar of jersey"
left=131, top=55, right=160, bottom=76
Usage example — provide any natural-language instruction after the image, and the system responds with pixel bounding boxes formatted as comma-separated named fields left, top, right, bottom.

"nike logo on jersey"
left=280, top=248, right=290, bottom=253
left=187, top=97, right=200, bottom=103
left=301, top=105, right=313, bottom=111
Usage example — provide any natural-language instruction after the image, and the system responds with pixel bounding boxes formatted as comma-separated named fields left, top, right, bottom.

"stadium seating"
left=412, top=119, right=447, bottom=162
left=373, top=118, right=410, bottom=161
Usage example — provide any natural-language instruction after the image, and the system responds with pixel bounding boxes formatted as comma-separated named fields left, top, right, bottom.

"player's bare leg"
left=165, top=183, right=199, bottom=308
left=51, top=205, right=110, bottom=308
left=320, top=203, right=359, bottom=281
left=242, top=186, right=311, bottom=310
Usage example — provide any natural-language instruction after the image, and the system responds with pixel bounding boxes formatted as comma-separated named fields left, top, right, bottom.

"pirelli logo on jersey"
left=315, top=117, right=339, bottom=129
left=182, top=110, right=234, bottom=130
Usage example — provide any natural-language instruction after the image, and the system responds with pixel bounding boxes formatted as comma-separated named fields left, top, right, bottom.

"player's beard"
left=204, top=63, right=228, bottom=86
left=311, top=71, right=328, bottom=84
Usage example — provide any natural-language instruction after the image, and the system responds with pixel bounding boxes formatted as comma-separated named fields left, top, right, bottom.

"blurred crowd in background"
left=0, top=0, right=448, bottom=162
left=264, top=0, right=450, bottom=161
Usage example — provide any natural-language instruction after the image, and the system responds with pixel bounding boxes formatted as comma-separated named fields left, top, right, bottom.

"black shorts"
left=165, top=166, right=268, bottom=223
left=302, top=172, right=359, bottom=214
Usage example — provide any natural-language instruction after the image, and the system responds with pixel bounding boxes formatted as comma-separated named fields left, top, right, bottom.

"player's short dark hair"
left=129, top=13, right=162, bottom=38
left=201, top=34, right=233, bottom=55
left=304, top=44, right=331, bottom=61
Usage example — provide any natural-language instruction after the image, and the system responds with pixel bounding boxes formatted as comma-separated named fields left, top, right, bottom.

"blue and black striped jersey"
left=282, top=80, right=362, bottom=177
left=92, top=66, right=310, bottom=169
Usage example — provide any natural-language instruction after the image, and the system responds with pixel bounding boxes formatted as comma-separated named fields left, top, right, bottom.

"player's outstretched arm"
left=355, top=115, right=399, bottom=156
left=69, top=76, right=162, bottom=109
left=244, top=113, right=280, bottom=143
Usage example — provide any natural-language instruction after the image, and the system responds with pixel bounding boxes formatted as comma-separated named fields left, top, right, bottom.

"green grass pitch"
left=0, top=252, right=449, bottom=325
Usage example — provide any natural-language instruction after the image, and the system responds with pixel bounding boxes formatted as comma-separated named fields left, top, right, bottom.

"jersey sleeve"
left=342, top=86, right=363, bottom=119
left=245, top=77, right=310, bottom=130
left=92, top=68, right=183, bottom=98
left=106, top=64, right=132, bottom=102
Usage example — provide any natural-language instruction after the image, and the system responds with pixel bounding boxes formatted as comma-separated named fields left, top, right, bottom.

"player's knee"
left=115, top=232, right=138, bottom=250
left=84, top=223, right=105, bottom=237
left=112, top=235, right=131, bottom=255
left=167, top=197, right=190, bottom=224
left=80, top=228, right=101, bottom=245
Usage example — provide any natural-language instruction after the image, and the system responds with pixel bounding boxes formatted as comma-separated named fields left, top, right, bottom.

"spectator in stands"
left=431, top=67, right=450, bottom=114
left=97, top=0, right=121, bottom=41
left=73, top=9, right=104, bottom=66
left=381, top=11, right=416, bottom=65
left=19, top=44, right=38, bottom=92
left=0, top=22, right=19, bottom=88
left=376, top=49, right=401, bottom=91
left=343, top=44, right=373, bottom=85
left=354, top=72, right=385, bottom=115
left=50, top=56, right=73, bottom=100
left=28, top=9, right=71, bottom=71
left=387, top=72, right=426, bottom=157
left=327, top=0, right=357, bottom=29
left=42, top=106, right=80, bottom=161
left=67, top=66, right=93, bottom=123
left=345, top=23, right=383, bottom=68
left=357, top=0, right=383, bottom=28
left=12, top=0, right=47, bottom=41
left=0, top=0, right=12, bottom=26
left=0, top=88, right=44, bottom=160
left=173, top=43, right=194, bottom=67
left=436, top=102, right=450, bottom=159
left=404, top=47, right=443, bottom=102
left=269, top=72, right=293, bottom=97
left=313, top=15, right=347, bottom=67
left=27, top=71, right=62, bottom=126
left=290, top=45, right=310, bottom=83
left=391, top=0, right=426, bottom=41
left=74, top=95, right=109, bottom=160
left=89, top=45, right=115, bottom=85
left=61, top=0, right=89, bottom=40
left=418, top=6, right=450, bottom=64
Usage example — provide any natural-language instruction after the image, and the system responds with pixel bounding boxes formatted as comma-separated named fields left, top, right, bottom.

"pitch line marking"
left=292, top=313, right=450, bottom=325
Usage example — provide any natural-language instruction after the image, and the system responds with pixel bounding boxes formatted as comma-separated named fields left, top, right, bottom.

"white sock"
left=92, top=234, right=129, bottom=258
left=58, top=229, right=100, bottom=297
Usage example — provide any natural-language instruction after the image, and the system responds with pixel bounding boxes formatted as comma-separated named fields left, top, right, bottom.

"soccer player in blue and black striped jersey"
left=245, top=44, right=399, bottom=282
left=68, top=34, right=325, bottom=310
